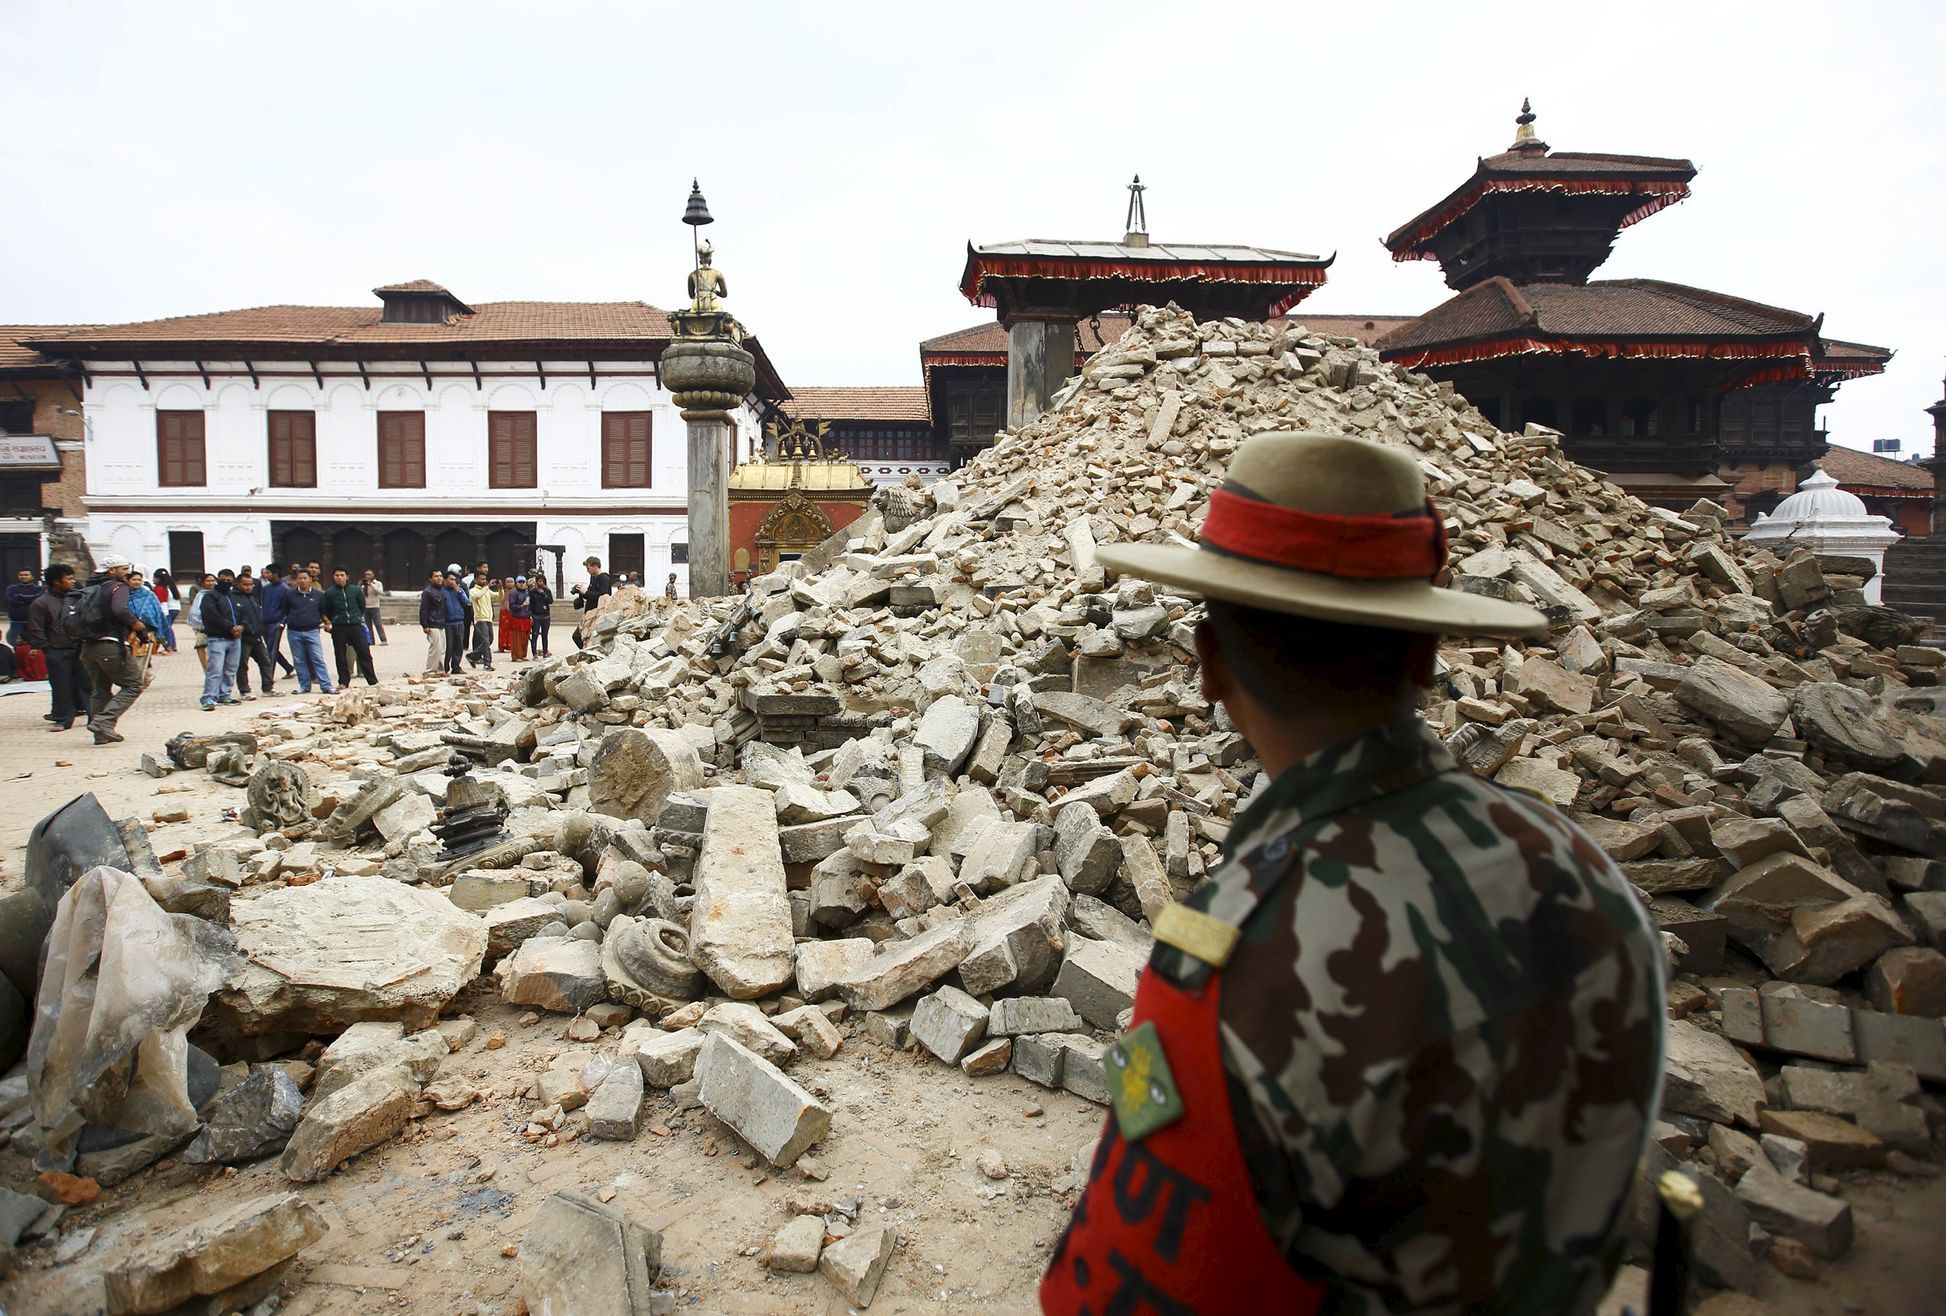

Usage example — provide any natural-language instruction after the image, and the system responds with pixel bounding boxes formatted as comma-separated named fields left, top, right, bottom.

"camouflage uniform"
left=1151, top=716, right=1666, bottom=1314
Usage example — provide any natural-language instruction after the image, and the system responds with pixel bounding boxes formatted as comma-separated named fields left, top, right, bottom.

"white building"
left=23, top=281, right=789, bottom=594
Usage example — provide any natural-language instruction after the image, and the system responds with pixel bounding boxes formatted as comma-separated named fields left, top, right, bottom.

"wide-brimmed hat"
left=1096, top=433, right=1546, bottom=638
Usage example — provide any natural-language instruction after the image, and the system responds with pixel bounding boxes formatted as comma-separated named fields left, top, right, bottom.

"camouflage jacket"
left=1152, top=717, right=1665, bottom=1314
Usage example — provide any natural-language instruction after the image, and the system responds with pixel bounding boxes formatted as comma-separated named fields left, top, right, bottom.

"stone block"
left=1057, top=1034, right=1111, bottom=1105
left=694, top=1033, right=832, bottom=1168
left=1734, top=1164, right=1852, bottom=1259
left=766, top=1214, right=824, bottom=1274
left=819, top=1225, right=895, bottom=1308
left=497, top=936, right=607, bottom=1014
left=589, top=728, right=704, bottom=826
left=280, top=1063, right=419, bottom=1182
left=481, top=896, right=567, bottom=959
left=989, top=996, right=1083, bottom=1036
left=960, top=875, right=1070, bottom=997
left=1120, top=833, right=1174, bottom=925
left=102, top=1192, right=326, bottom=1316
left=586, top=1058, right=646, bottom=1140
left=911, top=985, right=989, bottom=1064
left=1052, top=937, right=1144, bottom=1030
left=1676, top=658, right=1790, bottom=746
left=1757, top=1109, right=1885, bottom=1171
left=448, top=870, right=542, bottom=912
left=836, top=918, right=971, bottom=1012
left=182, top=1066, right=305, bottom=1166
left=1662, top=1018, right=1763, bottom=1128
left=1707, top=815, right=1808, bottom=869
left=619, top=1023, right=706, bottom=1088
left=1866, top=947, right=1946, bottom=1017
left=864, top=1008, right=911, bottom=1050
left=1851, top=1008, right=1946, bottom=1081
left=689, top=785, right=796, bottom=1000
left=1516, top=657, right=1597, bottom=715
left=772, top=1004, right=844, bottom=1060
left=778, top=816, right=856, bottom=864
left=1052, top=802, right=1121, bottom=895
left=913, top=694, right=982, bottom=777
left=520, top=1191, right=661, bottom=1316
left=699, top=1001, right=798, bottom=1065
left=1758, top=986, right=1857, bottom=1063
left=961, top=1037, right=1013, bottom=1076
left=1011, top=1033, right=1066, bottom=1088
left=958, top=819, right=1039, bottom=893
left=794, top=937, right=876, bottom=1002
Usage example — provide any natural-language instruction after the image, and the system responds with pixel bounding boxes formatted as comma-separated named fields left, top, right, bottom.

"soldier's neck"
left=1240, top=690, right=1419, bottom=780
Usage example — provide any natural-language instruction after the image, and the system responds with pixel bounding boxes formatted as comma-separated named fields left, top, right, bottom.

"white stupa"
left=1744, top=468, right=1901, bottom=603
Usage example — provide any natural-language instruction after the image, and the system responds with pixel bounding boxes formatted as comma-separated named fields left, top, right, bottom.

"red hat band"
left=1198, top=487, right=1450, bottom=582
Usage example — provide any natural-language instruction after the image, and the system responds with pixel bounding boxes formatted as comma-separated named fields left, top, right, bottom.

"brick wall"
left=20, top=379, right=86, bottom=516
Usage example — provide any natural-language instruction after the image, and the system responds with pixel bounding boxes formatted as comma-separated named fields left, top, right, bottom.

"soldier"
left=1042, top=434, right=1665, bottom=1315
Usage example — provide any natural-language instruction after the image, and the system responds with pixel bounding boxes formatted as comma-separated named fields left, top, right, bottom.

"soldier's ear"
left=1192, top=619, right=1232, bottom=707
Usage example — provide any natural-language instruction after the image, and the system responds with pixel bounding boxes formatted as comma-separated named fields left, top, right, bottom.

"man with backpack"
left=74, top=553, right=151, bottom=744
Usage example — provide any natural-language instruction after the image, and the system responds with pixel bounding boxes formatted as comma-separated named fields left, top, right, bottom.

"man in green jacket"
left=323, top=568, right=377, bottom=687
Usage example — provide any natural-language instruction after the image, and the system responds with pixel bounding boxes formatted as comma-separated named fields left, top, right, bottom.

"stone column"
left=660, top=337, right=755, bottom=598
left=1006, top=318, right=1078, bottom=430
left=1926, top=382, right=1946, bottom=537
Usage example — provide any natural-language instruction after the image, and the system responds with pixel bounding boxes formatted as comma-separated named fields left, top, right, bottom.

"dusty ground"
left=0, top=641, right=1941, bottom=1313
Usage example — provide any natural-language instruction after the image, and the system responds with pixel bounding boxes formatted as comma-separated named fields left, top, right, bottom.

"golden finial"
left=1509, top=98, right=1548, bottom=155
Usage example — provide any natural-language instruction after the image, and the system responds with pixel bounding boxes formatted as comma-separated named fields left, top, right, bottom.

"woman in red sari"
left=496, top=576, right=513, bottom=652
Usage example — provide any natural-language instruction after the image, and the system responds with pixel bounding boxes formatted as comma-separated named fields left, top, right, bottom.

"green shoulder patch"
left=1106, top=1021, right=1184, bottom=1142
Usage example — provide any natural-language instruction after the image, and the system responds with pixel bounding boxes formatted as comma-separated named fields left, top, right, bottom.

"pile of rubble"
left=2, top=306, right=1941, bottom=1309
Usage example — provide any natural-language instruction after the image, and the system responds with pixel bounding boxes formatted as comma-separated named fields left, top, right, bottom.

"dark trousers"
left=46, top=647, right=90, bottom=725
left=235, top=634, right=275, bottom=694
left=80, top=639, right=143, bottom=733
left=334, top=628, right=377, bottom=686
left=363, top=606, right=387, bottom=644
left=444, top=623, right=466, bottom=673
left=469, top=620, right=494, bottom=668
left=264, top=622, right=298, bottom=675
left=531, top=614, right=551, bottom=656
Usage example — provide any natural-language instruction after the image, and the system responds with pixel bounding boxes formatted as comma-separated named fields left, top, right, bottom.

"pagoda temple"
left=1376, top=103, right=1889, bottom=511
left=962, top=179, right=1332, bottom=429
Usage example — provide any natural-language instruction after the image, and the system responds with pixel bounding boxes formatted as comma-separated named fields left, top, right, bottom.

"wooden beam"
left=309, top=360, right=324, bottom=388
left=243, top=359, right=260, bottom=388
left=536, top=360, right=547, bottom=390
left=194, top=358, right=210, bottom=388
left=587, top=359, right=597, bottom=388
left=470, top=358, right=482, bottom=391
left=132, top=359, right=149, bottom=391
left=356, top=360, right=370, bottom=391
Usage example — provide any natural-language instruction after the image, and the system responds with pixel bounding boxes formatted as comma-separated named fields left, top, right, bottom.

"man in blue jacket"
left=283, top=568, right=336, bottom=694
left=260, top=564, right=298, bottom=679
left=418, top=568, right=449, bottom=674
left=441, top=571, right=468, bottom=675
left=6, top=567, right=45, bottom=647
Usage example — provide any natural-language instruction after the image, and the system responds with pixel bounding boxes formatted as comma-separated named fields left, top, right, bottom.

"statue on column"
left=688, top=241, right=728, bottom=315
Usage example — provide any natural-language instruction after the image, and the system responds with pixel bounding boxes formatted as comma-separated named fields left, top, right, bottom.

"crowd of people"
left=0, top=553, right=642, bottom=746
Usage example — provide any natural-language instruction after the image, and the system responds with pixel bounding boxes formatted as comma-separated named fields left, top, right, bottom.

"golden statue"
left=688, top=240, right=728, bottom=315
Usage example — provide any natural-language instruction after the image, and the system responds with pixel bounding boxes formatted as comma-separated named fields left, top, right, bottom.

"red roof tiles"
left=783, top=386, right=931, bottom=424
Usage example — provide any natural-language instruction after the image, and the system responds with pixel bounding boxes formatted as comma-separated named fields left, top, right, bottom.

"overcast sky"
left=4, top=1, right=1940, bottom=456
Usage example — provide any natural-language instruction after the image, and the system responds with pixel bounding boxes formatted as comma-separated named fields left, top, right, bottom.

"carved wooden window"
left=377, top=411, right=426, bottom=488
left=156, top=410, right=206, bottom=487
left=267, top=410, right=317, bottom=487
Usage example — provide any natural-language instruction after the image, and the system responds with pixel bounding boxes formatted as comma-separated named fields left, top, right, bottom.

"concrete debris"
left=521, top=1191, right=661, bottom=1316
left=101, top=1192, right=325, bottom=1315
left=693, top=1033, right=831, bottom=1168
left=10, top=306, right=1942, bottom=1311
left=819, top=1224, right=896, bottom=1308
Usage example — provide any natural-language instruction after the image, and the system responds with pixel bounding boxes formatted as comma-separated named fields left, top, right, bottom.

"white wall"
left=80, top=357, right=762, bottom=592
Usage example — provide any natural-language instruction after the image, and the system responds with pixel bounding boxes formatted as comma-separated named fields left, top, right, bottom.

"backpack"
left=67, top=579, right=121, bottom=641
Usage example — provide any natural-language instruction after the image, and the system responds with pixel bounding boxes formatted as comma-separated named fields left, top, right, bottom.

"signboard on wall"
left=0, top=436, right=60, bottom=470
